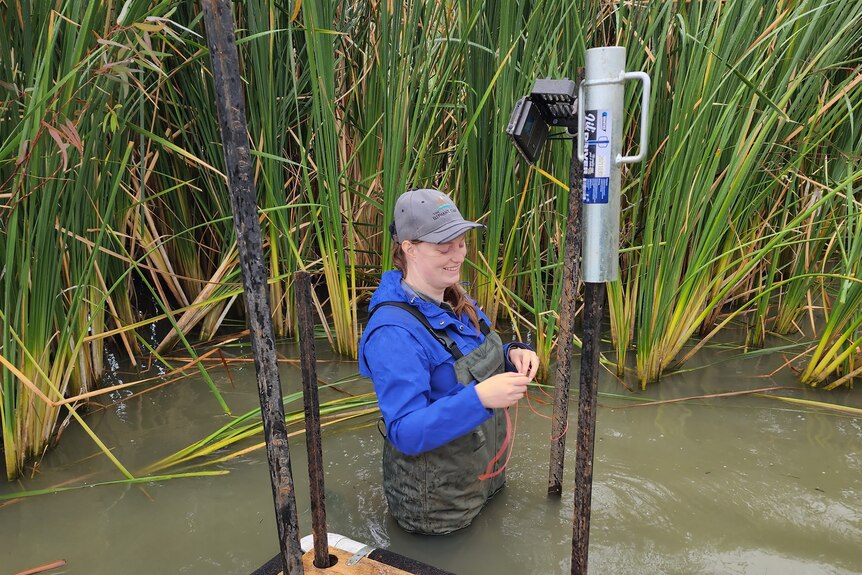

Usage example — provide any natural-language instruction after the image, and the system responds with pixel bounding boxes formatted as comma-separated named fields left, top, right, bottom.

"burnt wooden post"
left=294, top=272, right=332, bottom=568
left=548, top=135, right=584, bottom=495
left=199, top=1, right=304, bottom=573
left=571, top=281, right=605, bottom=575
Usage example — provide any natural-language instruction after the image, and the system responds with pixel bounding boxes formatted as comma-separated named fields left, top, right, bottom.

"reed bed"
left=1, top=0, right=860, bottom=478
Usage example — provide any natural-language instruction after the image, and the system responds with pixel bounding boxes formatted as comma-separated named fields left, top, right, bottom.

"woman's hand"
left=508, top=347, right=539, bottom=379
left=475, top=372, right=531, bottom=409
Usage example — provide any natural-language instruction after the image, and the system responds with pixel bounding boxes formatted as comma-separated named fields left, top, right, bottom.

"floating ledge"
left=251, top=533, right=455, bottom=575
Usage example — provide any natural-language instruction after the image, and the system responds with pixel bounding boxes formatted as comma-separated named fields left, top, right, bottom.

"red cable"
left=477, top=383, right=570, bottom=481
left=478, top=403, right=517, bottom=480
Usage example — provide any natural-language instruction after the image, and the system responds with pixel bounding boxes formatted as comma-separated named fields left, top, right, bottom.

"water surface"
left=2, top=340, right=860, bottom=574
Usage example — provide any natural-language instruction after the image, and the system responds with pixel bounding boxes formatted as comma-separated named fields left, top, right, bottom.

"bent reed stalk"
left=1, top=0, right=860, bottom=479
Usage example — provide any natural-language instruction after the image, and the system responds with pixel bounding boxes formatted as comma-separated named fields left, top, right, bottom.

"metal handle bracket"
left=617, top=71, right=651, bottom=164
left=577, top=71, right=651, bottom=164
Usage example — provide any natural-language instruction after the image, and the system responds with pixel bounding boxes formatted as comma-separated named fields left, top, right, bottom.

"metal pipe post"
left=199, top=1, right=304, bottom=573
left=548, top=122, right=584, bottom=495
left=577, top=46, right=651, bottom=284
left=294, top=272, right=331, bottom=569
left=571, top=44, right=650, bottom=575
left=578, top=47, right=626, bottom=283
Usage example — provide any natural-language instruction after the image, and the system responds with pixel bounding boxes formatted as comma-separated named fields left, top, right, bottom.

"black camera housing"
left=506, top=79, right=579, bottom=165
left=506, top=97, right=549, bottom=164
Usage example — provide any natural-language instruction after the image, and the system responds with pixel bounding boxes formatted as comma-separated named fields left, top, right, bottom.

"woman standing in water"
left=359, top=188, right=538, bottom=535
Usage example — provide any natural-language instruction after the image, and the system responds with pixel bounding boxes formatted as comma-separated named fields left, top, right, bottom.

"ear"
left=401, top=240, right=416, bottom=259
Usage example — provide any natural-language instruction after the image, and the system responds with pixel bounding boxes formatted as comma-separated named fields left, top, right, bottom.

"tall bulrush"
left=343, top=2, right=451, bottom=277
left=797, top=63, right=862, bottom=388
left=132, top=1, right=310, bottom=346
left=297, top=0, right=363, bottom=357
left=139, top=3, right=242, bottom=351
left=444, top=0, right=593, bottom=372
left=771, top=176, right=835, bottom=337
left=801, top=166, right=862, bottom=388
left=239, top=0, right=309, bottom=338
left=0, top=1, right=145, bottom=478
left=0, top=1, right=238, bottom=479
left=612, top=0, right=862, bottom=385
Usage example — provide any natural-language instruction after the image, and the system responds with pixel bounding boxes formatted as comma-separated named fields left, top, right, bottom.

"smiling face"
left=401, top=235, right=467, bottom=300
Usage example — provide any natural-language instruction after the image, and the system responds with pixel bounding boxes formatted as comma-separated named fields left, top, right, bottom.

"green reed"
left=0, top=1, right=141, bottom=478
left=0, top=1, right=232, bottom=479
left=613, top=0, right=862, bottom=385
left=801, top=167, right=862, bottom=388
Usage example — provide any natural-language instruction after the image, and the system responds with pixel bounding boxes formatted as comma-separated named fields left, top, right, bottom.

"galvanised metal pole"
left=200, top=1, right=304, bottom=573
left=577, top=47, right=651, bottom=282
left=572, top=46, right=651, bottom=574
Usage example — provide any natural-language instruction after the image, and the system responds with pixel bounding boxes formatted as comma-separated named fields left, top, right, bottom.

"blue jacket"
left=359, top=270, right=523, bottom=455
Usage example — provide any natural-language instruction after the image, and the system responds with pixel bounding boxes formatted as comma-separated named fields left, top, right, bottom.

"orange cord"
left=550, top=419, right=568, bottom=441
left=525, top=388, right=570, bottom=441
left=478, top=403, right=517, bottom=480
left=477, top=386, right=571, bottom=481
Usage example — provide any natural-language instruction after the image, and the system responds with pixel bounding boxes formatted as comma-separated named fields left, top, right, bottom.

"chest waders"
left=374, top=302, right=509, bottom=535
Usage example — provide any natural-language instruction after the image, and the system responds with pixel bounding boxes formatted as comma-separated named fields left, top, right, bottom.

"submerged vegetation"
left=1, top=0, right=860, bottom=479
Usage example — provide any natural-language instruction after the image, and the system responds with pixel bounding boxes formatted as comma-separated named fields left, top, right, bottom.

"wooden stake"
left=571, top=282, right=605, bottom=575
left=295, top=271, right=332, bottom=568
left=548, top=134, right=584, bottom=495
left=199, top=1, right=303, bottom=572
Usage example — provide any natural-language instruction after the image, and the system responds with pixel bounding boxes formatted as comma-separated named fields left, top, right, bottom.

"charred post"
left=571, top=282, right=606, bottom=575
left=548, top=131, right=584, bottom=495
left=295, top=271, right=332, bottom=568
left=199, top=1, right=304, bottom=572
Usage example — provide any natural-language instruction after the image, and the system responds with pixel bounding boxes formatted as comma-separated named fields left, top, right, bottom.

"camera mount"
left=506, top=78, right=578, bottom=164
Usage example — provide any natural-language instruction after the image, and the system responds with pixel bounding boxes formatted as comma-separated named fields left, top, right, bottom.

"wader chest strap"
left=371, top=301, right=490, bottom=360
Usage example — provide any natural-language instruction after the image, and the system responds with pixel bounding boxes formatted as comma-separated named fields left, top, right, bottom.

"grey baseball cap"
left=392, top=188, right=483, bottom=243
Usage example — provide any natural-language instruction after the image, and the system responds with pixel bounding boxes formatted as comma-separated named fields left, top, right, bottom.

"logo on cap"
left=433, top=194, right=455, bottom=220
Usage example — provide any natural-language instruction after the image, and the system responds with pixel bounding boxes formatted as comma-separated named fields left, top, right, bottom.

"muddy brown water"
left=1, top=338, right=860, bottom=575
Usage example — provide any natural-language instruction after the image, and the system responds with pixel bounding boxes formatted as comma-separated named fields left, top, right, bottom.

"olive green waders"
left=382, top=327, right=509, bottom=535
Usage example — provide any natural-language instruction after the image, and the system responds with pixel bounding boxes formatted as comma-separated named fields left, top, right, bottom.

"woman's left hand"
left=508, top=347, right=539, bottom=380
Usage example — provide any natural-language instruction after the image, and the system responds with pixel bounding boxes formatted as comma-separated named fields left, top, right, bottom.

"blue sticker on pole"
left=583, top=109, right=611, bottom=204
